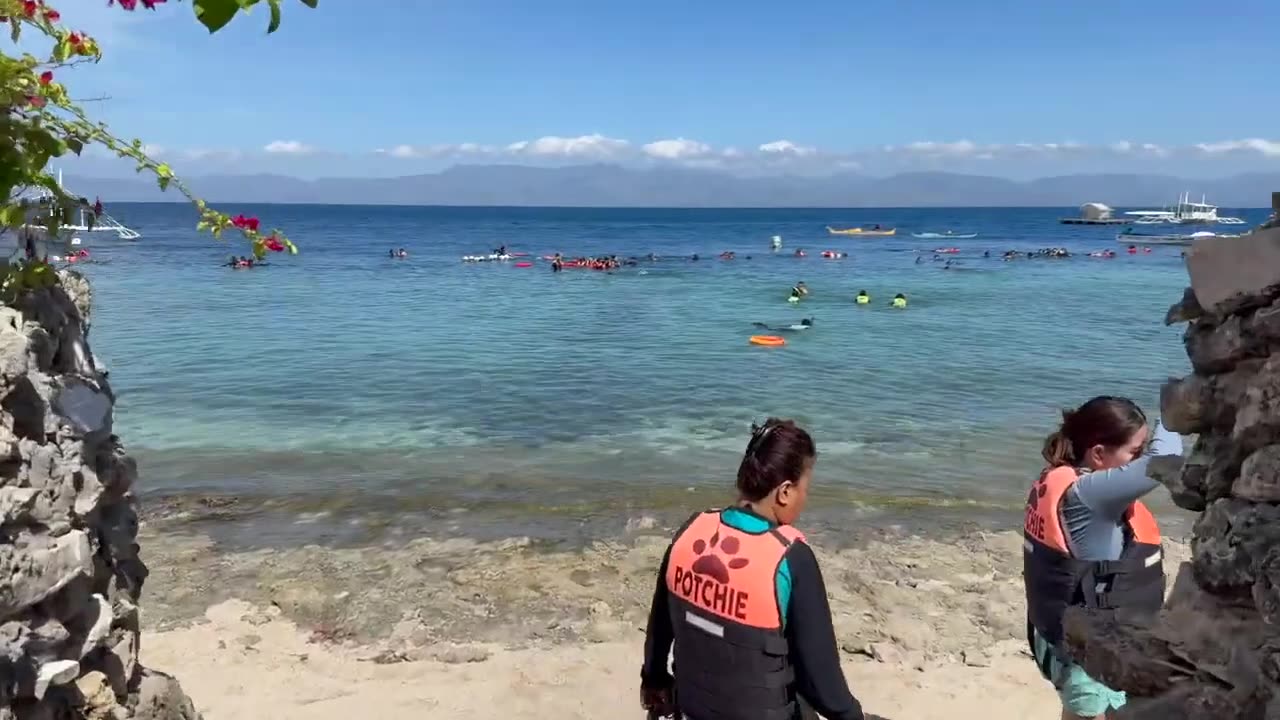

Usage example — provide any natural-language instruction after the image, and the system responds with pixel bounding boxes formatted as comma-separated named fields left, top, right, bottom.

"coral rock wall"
left=1063, top=198, right=1280, bottom=719
left=0, top=272, right=198, bottom=720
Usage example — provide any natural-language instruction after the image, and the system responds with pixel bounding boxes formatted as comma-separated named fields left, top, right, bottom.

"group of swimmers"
left=549, top=254, right=631, bottom=272
left=388, top=248, right=410, bottom=259
left=786, top=282, right=907, bottom=308
left=225, top=255, right=260, bottom=269
left=641, top=398, right=1182, bottom=720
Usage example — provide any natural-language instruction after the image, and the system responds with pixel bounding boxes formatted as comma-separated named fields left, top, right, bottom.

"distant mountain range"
left=62, top=165, right=1280, bottom=208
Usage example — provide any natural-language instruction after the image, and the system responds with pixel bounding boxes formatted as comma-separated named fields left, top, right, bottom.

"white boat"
left=19, top=170, right=141, bottom=241
left=1116, top=229, right=1240, bottom=246
left=1124, top=192, right=1246, bottom=225
left=912, top=232, right=978, bottom=239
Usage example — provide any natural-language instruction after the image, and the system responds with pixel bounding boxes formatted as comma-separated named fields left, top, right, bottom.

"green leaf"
left=9, top=18, right=20, bottom=43
left=0, top=204, right=24, bottom=229
left=267, top=0, right=281, bottom=33
left=194, top=0, right=242, bottom=33
left=298, top=0, right=317, bottom=7
left=157, top=175, right=171, bottom=191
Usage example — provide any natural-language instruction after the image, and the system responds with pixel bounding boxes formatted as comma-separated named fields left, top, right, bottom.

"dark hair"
left=1042, top=396, right=1147, bottom=467
left=736, top=418, right=817, bottom=501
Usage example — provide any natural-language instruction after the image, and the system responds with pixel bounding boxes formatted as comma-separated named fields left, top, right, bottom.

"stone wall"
left=0, top=272, right=198, bottom=720
left=1063, top=201, right=1280, bottom=719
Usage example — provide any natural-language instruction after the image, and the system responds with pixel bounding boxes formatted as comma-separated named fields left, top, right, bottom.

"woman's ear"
left=1082, top=444, right=1102, bottom=467
left=774, top=480, right=795, bottom=507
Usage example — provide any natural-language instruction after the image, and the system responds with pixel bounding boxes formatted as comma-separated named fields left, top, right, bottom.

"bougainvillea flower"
left=42, top=7, right=59, bottom=21
left=263, top=236, right=285, bottom=253
left=141, top=0, right=167, bottom=8
left=231, top=214, right=261, bottom=232
left=39, top=71, right=53, bottom=85
left=22, top=1, right=37, bottom=18
left=27, top=95, right=46, bottom=108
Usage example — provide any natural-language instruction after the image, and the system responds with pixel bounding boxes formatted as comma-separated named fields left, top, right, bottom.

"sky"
left=40, top=0, right=1280, bottom=179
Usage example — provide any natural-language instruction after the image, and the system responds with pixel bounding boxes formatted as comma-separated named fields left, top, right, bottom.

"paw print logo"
left=691, top=531, right=750, bottom=583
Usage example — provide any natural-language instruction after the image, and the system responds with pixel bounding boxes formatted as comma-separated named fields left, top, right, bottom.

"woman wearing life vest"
left=640, top=419, right=865, bottom=720
left=1023, top=396, right=1183, bottom=719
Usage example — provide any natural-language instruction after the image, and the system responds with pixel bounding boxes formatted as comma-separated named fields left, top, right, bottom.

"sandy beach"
left=133, top=517, right=1191, bottom=720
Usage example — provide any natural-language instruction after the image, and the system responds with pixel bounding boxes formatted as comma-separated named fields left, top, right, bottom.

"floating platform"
left=1060, top=217, right=1132, bottom=225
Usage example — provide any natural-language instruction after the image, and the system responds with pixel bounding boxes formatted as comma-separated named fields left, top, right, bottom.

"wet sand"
left=136, top=515, right=1191, bottom=720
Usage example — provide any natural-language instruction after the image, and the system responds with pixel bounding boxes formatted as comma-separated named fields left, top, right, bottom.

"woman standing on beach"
left=639, top=419, right=865, bottom=720
left=1023, top=396, right=1183, bottom=720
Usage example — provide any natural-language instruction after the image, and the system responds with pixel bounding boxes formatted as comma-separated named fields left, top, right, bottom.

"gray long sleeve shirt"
left=1060, top=421, right=1183, bottom=562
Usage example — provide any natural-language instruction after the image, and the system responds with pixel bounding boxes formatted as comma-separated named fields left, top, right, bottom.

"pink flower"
left=39, top=71, right=53, bottom=85
left=43, top=7, right=59, bottom=21
left=109, top=0, right=166, bottom=11
left=263, top=236, right=285, bottom=253
left=27, top=95, right=46, bottom=108
left=22, top=1, right=37, bottom=18
left=231, top=214, right=260, bottom=232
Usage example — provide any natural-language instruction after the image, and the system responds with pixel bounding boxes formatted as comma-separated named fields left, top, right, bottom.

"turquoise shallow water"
left=77, top=205, right=1262, bottom=544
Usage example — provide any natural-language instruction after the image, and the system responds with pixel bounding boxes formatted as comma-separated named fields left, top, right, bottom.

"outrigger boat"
left=826, top=226, right=896, bottom=236
left=1124, top=192, right=1246, bottom=226
left=1116, top=228, right=1241, bottom=246
left=20, top=170, right=141, bottom=241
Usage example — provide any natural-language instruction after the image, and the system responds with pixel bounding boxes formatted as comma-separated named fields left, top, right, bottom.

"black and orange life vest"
left=665, top=510, right=804, bottom=720
left=1023, top=466, right=1165, bottom=663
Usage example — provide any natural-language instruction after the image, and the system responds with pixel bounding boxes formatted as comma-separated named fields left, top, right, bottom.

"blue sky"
left=47, top=0, right=1280, bottom=178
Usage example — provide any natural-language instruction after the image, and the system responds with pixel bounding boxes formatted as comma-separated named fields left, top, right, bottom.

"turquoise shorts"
left=1032, top=629, right=1126, bottom=717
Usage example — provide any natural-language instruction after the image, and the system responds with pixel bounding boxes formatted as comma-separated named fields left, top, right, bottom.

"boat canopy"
left=1080, top=202, right=1114, bottom=220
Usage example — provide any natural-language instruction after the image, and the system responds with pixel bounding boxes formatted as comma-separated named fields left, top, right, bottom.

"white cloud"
left=1110, top=141, right=1133, bottom=153
left=140, top=144, right=166, bottom=156
left=758, top=140, right=816, bottom=156
left=180, top=148, right=241, bottom=161
left=263, top=140, right=315, bottom=155
left=1194, top=138, right=1280, bottom=157
left=908, top=140, right=976, bottom=155
left=507, top=134, right=630, bottom=158
left=387, top=144, right=420, bottom=158
left=642, top=138, right=713, bottom=160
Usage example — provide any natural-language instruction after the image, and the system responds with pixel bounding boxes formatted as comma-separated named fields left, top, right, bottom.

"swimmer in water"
left=891, top=293, right=907, bottom=308
left=752, top=318, right=814, bottom=333
left=796, top=282, right=809, bottom=297
left=855, top=290, right=870, bottom=305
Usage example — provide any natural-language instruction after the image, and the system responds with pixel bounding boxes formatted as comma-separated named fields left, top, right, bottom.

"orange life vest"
left=1022, top=466, right=1165, bottom=665
left=665, top=510, right=804, bottom=720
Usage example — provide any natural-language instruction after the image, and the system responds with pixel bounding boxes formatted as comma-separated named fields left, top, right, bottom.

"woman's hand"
left=640, top=684, right=676, bottom=718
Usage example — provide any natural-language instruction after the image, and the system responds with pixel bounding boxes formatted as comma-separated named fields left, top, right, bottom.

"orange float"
left=749, top=335, right=786, bottom=347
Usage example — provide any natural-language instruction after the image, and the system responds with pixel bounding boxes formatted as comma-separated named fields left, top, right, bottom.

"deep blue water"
left=72, top=204, right=1263, bottom=543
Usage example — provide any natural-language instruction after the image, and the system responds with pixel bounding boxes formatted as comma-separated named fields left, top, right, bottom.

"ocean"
left=78, top=204, right=1260, bottom=547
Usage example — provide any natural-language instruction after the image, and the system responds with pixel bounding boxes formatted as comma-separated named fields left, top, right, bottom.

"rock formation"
left=1063, top=195, right=1280, bottom=719
left=0, top=272, right=198, bottom=719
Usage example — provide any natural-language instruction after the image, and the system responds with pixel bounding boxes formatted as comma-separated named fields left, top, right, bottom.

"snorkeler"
left=855, top=290, right=870, bottom=305
left=752, top=318, right=814, bottom=333
left=891, top=293, right=907, bottom=308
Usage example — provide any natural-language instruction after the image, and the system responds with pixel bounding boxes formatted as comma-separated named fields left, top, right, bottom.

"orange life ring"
left=749, top=335, right=786, bottom=347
